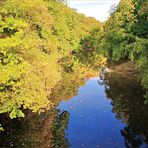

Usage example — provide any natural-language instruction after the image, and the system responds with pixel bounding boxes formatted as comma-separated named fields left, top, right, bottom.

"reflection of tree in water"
left=100, top=73, right=148, bottom=147
left=0, top=67, right=89, bottom=147
left=51, top=69, right=86, bottom=105
left=121, top=126, right=143, bottom=148
left=51, top=110, right=70, bottom=148
left=0, top=109, right=70, bottom=148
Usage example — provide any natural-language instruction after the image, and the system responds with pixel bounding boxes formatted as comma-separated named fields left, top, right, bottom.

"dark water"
left=0, top=73, right=148, bottom=148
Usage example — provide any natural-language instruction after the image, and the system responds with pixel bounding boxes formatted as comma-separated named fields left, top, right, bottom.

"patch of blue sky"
left=67, top=0, right=120, bottom=21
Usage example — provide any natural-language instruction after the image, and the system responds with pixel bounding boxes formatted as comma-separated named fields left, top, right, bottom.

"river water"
left=0, top=73, right=148, bottom=148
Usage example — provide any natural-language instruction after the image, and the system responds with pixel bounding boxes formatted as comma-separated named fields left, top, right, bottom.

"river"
left=0, top=72, right=148, bottom=148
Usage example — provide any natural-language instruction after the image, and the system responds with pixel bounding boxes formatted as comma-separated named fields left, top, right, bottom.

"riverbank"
left=107, top=61, right=140, bottom=81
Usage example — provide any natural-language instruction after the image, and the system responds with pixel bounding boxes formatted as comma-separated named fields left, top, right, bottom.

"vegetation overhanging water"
left=0, top=71, right=148, bottom=147
left=0, top=0, right=148, bottom=147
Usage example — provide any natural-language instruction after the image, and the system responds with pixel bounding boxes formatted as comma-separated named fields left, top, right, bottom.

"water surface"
left=0, top=73, right=148, bottom=148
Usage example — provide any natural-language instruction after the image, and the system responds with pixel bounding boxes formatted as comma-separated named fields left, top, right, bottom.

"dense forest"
left=0, top=0, right=103, bottom=121
left=0, top=0, right=148, bottom=131
left=86, top=0, right=148, bottom=101
left=104, top=0, right=148, bottom=102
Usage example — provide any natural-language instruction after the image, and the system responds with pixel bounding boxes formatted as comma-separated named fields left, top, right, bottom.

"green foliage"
left=77, top=27, right=107, bottom=69
left=0, top=0, right=101, bottom=120
left=103, top=0, right=136, bottom=61
left=101, top=0, right=148, bottom=100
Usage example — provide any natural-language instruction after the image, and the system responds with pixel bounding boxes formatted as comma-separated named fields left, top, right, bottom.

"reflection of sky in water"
left=0, top=74, right=148, bottom=147
left=58, top=78, right=125, bottom=148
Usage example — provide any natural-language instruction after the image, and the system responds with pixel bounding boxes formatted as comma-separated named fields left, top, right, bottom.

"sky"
left=67, top=0, right=120, bottom=22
